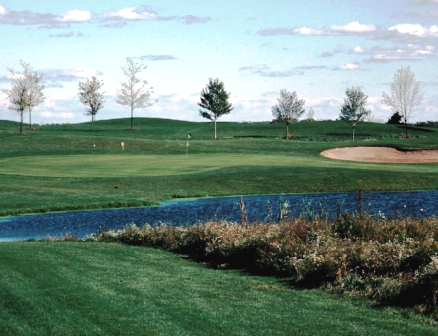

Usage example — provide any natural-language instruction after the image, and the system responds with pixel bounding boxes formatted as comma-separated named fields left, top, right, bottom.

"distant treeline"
left=415, top=121, right=438, bottom=128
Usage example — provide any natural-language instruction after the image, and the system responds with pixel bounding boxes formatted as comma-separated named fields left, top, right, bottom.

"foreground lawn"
left=0, top=242, right=436, bottom=336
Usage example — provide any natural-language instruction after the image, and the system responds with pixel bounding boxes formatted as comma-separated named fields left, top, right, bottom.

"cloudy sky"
left=1, top=0, right=438, bottom=124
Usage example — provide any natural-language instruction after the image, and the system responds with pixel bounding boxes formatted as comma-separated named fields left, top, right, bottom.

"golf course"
left=2, top=118, right=438, bottom=335
left=2, top=118, right=438, bottom=216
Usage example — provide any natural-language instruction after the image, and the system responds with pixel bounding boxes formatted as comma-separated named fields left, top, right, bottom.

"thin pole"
left=186, top=139, right=189, bottom=159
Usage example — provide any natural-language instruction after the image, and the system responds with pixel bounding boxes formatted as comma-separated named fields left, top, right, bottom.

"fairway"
left=0, top=154, right=317, bottom=177
left=1, top=118, right=438, bottom=216
left=1, top=153, right=437, bottom=177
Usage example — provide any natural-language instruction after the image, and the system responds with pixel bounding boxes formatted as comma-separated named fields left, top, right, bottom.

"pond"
left=1, top=190, right=437, bottom=241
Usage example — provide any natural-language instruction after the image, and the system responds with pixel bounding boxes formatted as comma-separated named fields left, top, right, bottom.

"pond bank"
left=1, top=190, right=437, bottom=241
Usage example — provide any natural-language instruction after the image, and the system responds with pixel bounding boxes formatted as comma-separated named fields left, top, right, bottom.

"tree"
left=305, top=107, right=315, bottom=120
left=116, top=58, right=155, bottom=130
left=339, top=87, right=371, bottom=141
left=78, top=76, right=105, bottom=122
left=2, top=63, right=31, bottom=134
left=22, top=61, right=45, bottom=129
left=382, top=66, right=424, bottom=138
left=387, top=111, right=403, bottom=125
left=272, top=89, right=305, bottom=139
left=198, top=78, right=233, bottom=139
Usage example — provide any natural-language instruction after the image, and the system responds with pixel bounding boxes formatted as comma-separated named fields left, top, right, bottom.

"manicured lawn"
left=2, top=118, right=438, bottom=334
left=1, top=118, right=438, bottom=215
left=0, top=242, right=436, bottom=336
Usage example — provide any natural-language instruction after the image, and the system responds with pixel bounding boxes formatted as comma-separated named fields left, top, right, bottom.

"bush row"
left=85, top=212, right=438, bottom=315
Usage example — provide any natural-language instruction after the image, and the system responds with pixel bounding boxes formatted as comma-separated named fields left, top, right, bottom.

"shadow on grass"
left=396, top=126, right=436, bottom=133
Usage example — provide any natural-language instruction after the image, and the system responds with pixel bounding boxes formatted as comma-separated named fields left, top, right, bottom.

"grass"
left=1, top=118, right=438, bottom=215
left=0, top=242, right=436, bottom=336
left=2, top=118, right=438, bottom=333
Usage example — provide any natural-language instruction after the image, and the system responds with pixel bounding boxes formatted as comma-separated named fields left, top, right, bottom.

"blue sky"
left=1, top=0, right=438, bottom=124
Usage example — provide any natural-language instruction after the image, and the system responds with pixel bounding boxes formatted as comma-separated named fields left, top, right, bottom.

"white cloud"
left=102, top=7, right=156, bottom=21
left=64, top=68, right=100, bottom=78
left=40, top=112, right=75, bottom=119
left=0, top=93, right=9, bottom=107
left=338, top=63, right=359, bottom=70
left=380, top=104, right=393, bottom=111
left=331, top=22, right=376, bottom=33
left=426, top=106, right=438, bottom=113
left=362, top=43, right=437, bottom=63
left=56, top=10, right=92, bottom=22
left=43, top=95, right=75, bottom=109
left=389, top=24, right=426, bottom=36
left=295, top=27, right=324, bottom=35
left=306, top=97, right=343, bottom=106
left=41, top=68, right=103, bottom=85
left=353, top=46, right=364, bottom=53
left=258, top=22, right=376, bottom=37
left=388, top=24, right=438, bottom=37
left=0, top=5, right=6, bottom=15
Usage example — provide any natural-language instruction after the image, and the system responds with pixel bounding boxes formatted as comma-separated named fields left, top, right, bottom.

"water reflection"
left=0, top=190, right=436, bottom=241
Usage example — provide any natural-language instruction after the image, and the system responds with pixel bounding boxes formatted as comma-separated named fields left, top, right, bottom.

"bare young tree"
left=22, top=61, right=45, bottom=129
left=78, top=76, right=105, bottom=122
left=272, top=89, right=305, bottom=139
left=339, top=87, right=370, bottom=141
left=306, top=107, right=315, bottom=120
left=116, top=58, right=155, bottom=130
left=2, top=63, right=30, bottom=134
left=198, top=78, right=233, bottom=139
left=381, top=66, right=424, bottom=138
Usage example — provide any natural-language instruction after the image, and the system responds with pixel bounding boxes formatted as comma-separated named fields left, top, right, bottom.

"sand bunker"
left=321, top=146, right=438, bottom=164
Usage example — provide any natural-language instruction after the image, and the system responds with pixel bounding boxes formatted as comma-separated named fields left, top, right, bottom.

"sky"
left=1, top=0, right=438, bottom=124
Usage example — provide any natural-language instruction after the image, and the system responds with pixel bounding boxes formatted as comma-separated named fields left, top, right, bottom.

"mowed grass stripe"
left=0, top=242, right=435, bottom=336
left=0, top=153, right=437, bottom=178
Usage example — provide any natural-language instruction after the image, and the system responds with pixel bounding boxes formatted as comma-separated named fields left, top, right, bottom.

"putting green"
left=0, top=154, right=320, bottom=177
left=0, top=154, right=435, bottom=178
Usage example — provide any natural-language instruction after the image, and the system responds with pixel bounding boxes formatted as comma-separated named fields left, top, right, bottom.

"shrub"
left=387, top=112, right=403, bottom=125
left=88, top=213, right=438, bottom=314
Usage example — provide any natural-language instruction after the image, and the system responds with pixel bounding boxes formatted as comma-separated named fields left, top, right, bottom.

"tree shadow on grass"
left=396, top=126, right=436, bottom=133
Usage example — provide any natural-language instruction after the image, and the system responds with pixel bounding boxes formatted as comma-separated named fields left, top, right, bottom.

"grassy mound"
left=1, top=117, right=438, bottom=215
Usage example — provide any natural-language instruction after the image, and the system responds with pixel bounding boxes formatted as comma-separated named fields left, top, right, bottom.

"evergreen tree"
left=387, top=111, right=403, bottom=125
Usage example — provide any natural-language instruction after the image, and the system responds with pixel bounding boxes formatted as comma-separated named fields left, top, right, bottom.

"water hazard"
left=1, top=190, right=437, bottom=241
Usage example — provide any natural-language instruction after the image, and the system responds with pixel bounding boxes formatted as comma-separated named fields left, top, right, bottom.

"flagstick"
left=185, top=134, right=191, bottom=159
left=186, top=139, right=189, bottom=159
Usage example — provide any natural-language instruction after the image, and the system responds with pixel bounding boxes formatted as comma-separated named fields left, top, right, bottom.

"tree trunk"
left=19, top=111, right=23, bottom=134
left=29, top=108, right=32, bottom=130
left=352, top=125, right=355, bottom=141
left=405, top=118, right=408, bottom=138
left=131, top=106, right=134, bottom=130
left=286, top=123, right=289, bottom=140
left=214, top=119, right=217, bottom=139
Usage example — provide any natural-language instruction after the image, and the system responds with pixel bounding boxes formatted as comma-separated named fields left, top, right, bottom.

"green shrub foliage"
left=387, top=112, right=403, bottom=125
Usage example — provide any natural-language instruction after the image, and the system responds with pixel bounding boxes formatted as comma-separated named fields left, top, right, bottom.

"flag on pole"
left=186, top=134, right=191, bottom=158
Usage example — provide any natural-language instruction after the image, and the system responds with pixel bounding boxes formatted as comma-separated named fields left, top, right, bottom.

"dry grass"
left=89, top=213, right=438, bottom=316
